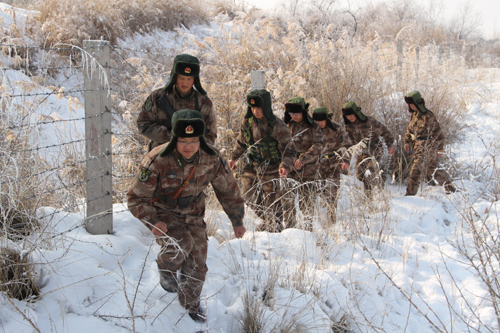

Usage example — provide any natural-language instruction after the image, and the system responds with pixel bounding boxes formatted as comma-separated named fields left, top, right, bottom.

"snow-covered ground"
left=1, top=3, right=500, bottom=332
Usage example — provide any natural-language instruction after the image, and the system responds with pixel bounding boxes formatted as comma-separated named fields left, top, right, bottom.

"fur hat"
left=245, top=89, right=276, bottom=123
left=312, top=107, right=336, bottom=130
left=342, top=101, right=367, bottom=123
left=159, top=109, right=216, bottom=157
left=164, top=54, right=207, bottom=95
left=284, top=97, right=313, bottom=124
left=404, top=91, right=427, bottom=113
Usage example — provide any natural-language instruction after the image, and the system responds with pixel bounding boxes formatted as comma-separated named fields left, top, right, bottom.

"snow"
left=1, top=3, right=500, bottom=332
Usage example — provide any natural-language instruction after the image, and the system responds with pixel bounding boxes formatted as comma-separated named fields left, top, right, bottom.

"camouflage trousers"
left=156, top=219, right=208, bottom=312
left=282, top=170, right=319, bottom=230
left=319, top=170, right=341, bottom=226
left=241, top=171, right=284, bottom=232
left=406, top=149, right=455, bottom=195
left=355, top=153, right=383, bottom=197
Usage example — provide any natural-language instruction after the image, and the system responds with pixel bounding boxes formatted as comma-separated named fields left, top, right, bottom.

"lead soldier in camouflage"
left=313, top=107, right=352, bottom=225
left=137, top=54, right=217, bottom=151
left=403, top=91, right=456, bottom=195
left=283, top=97, right=324, bottom=229
left=229, top=89, right=296, bottom=232
left=127, top=109, right=245, bottom=323
left=342, top=101, right=395, bottom=197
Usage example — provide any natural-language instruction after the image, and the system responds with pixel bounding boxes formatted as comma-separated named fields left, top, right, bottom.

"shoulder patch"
left=144, top=96, right=153, bottom=112
left=138, top=167, right=152, bottom=182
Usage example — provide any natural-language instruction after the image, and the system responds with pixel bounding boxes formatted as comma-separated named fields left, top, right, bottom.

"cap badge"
left=185, top=125, right=194, bottom=134
left=185, top=67, right=191, bottom=74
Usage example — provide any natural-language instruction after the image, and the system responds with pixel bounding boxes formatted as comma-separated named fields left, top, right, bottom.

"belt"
left=416, top=135, right=432, bottom=141
left=321, top=153, right=336, bottom=159
left=153, top=192, right=202, bottom=209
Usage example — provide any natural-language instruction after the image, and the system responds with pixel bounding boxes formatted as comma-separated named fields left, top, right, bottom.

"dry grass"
left=0, top=247, right=39, bottom=300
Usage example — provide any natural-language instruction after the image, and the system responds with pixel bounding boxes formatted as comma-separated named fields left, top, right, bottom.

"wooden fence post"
left=83, top=40, right=113, bottom=235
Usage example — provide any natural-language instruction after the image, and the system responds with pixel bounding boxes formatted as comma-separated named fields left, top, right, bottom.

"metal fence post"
left=83, top=40, right=113, bottom=235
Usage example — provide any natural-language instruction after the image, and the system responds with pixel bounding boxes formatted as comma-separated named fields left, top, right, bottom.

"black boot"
left=158, top=269, right=178, bottom=293
left=188, top=307, right=206, bottom=323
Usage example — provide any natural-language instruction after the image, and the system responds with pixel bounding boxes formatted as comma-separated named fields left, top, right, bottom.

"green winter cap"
left=404, top=91, right=427, bottom=113
left=284, top=97, right=313, bottom=124
left=342, top=101, right=367, bottom=122
left=160, top=109, right=216, bottom=157
left=164, top=54, right=207, bottom=95
left=313, top=107, right=336, bottom=130
left=245, top=89, right=276, bottom=123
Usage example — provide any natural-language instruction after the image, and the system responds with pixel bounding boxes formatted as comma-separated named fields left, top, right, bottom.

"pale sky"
left=243, top=0, right=499, bottom=40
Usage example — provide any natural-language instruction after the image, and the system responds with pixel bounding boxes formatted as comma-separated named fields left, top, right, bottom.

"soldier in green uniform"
left=283, top=97, right=324, bottom=229
left=342, top=101, right=395, bottom=197
left=137, top=54, right=217, bottom=151
left=403, top=91, right=456, bottom=195
left=229, top=89, right=296, bottom=232
left=312, top=107, right=352, bottom=225
left=127, top=110, right=245, bottom=323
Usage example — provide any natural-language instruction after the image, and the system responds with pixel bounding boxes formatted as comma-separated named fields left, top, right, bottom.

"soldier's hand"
left=228, top=159, right=237, bottom=170
left=341, top=162, right=349, bottom=170
left=388, top=147, right=395, bottom=155
left=152, top=222, right=168, bottom=237
left=294, top=159, right=303, bottom=170
left=437, top=150, right=445, bottom=157
left=279, top=167, right=288, bottom=178
left=233, top=225, right=246, bottom=238
left=404, top=143, right=410, bottom=152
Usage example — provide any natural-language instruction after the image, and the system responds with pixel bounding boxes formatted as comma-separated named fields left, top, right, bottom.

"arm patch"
left=138, top=167, right=152, bottom=182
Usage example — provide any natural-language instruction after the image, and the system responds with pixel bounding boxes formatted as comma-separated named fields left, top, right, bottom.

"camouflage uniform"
left=137, top=54, right=217, bottom=150
left=313, top=107, right=352, bottom=225
left=127, top=110, right=244, bottom=319
left=283, top=97, right=324, bottom=229
left=342, top=102, right=394, bottom=196
left=403, top=91, right=456, bottom=195
left=231, top=90, right=296, bottom=232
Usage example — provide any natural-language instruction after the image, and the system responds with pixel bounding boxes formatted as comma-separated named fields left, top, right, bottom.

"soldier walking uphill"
left=342, top=102, right=395, bottom=197
left=127, top=110, right=245, bottom=323
left=229, top=89, right=296, bottom=232
left=312, top=107, right=352, bottom=225
left=403, top=91, right=456, bottom=195
left=283, top=97, right=324, bottom=229
left=137, top=54, right=217, bottom=151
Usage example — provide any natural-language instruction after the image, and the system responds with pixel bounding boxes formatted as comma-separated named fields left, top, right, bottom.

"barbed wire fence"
left=0, top=38, right=496, bottom=238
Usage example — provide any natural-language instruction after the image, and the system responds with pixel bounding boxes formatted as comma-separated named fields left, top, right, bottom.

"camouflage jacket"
left=345, top=116, right=394, bottom=155
left=231, top=117, right=296, bottom=175
left=287, top=120, right=323, bottom=179
left=127, top=147, right=244, bottom=229
left=319, top=122, right=352, bottom=176
left=137, top=87, right=217, bottom=150
left=404, top=110, right=444, bottom=152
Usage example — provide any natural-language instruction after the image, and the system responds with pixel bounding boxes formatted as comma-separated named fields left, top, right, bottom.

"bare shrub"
left=0, top=246, right=39, bottom=300
left=27, top=0, right=209, bottom=47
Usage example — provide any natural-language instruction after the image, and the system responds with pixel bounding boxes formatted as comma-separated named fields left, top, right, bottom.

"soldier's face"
left=409, top=104, right=418, bottom=112
left=251, top=107, right=265, bottom=120
left=346, top=114, right=357, bottom=122
left=176, top=75, right=195, bottom=95
left=176, top=137, right=200, bottom=159
left=315, top=120, right=326, bottom=128
left=289, top=112, right=303, bottom=123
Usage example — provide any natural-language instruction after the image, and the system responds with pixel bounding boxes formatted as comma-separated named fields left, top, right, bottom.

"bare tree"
left=448, top=0, right=482, bottom=40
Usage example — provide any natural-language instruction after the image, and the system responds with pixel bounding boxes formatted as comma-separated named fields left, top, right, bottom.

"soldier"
left=127, top=109, right=245, bottom=323
left=342, top=101, right=395, bottom=197
left=403, top=91, right=456, bottom=195
left=137, top=54, right=217, bottom=151
left=283, top=97, right=323, bottom=229
left=229, top=89, right=296, bottom=232
left=312, top=107, right=352, bottom=225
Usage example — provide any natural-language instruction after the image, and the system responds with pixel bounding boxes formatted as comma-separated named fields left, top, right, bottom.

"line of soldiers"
left=126, top=54, right=456, bottom=323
